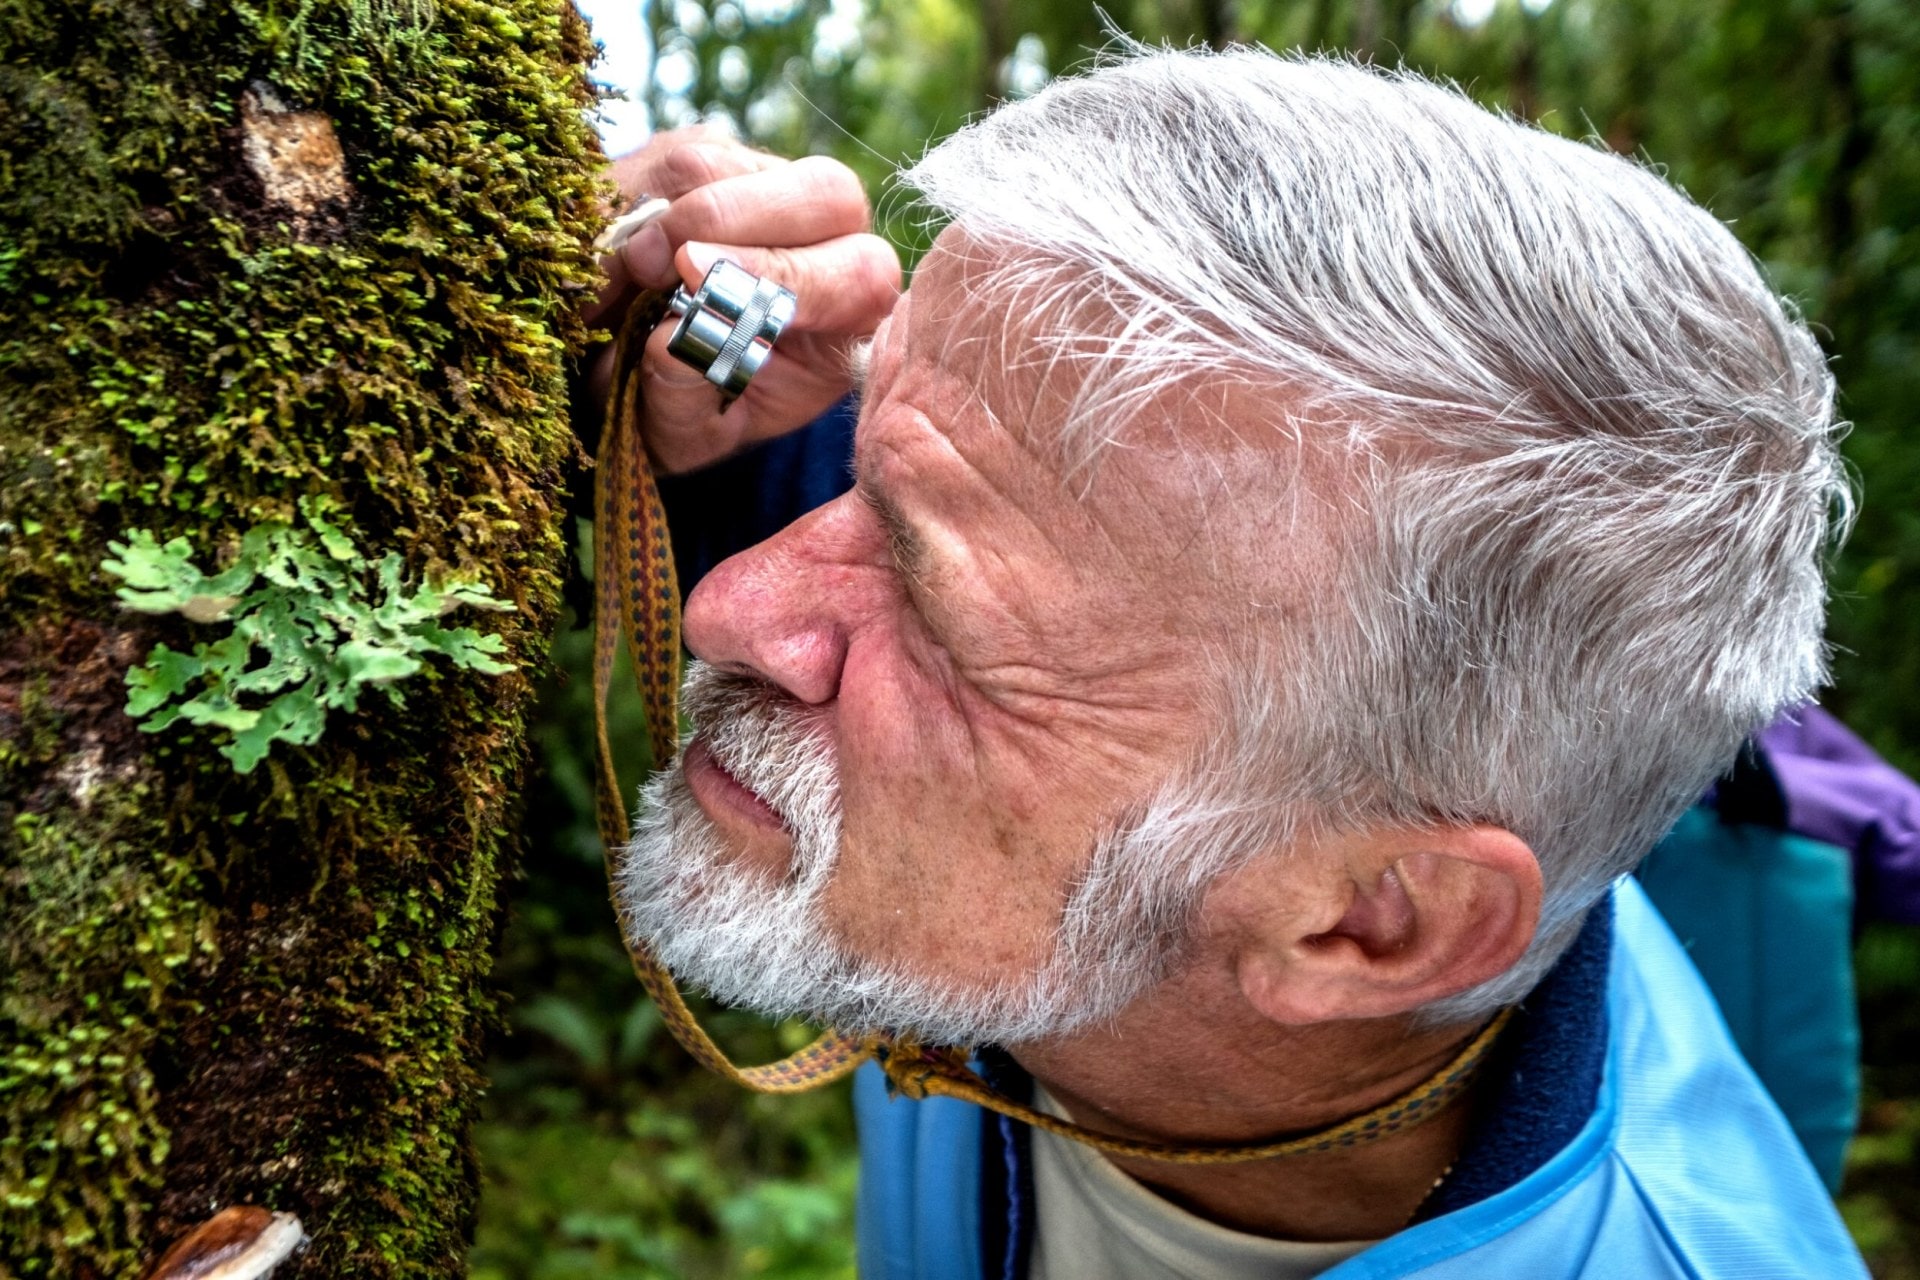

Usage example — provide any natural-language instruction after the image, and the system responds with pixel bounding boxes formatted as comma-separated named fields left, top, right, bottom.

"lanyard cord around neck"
left=588, top=289, right=1514, bottom=1164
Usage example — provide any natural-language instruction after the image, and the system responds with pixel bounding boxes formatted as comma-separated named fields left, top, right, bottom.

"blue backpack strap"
left=975, top=1050, right=1035, bottom=1280
left=855, top=1060, right=987, bottom=1280
left=1633, top=704, right=1912, bottom=1191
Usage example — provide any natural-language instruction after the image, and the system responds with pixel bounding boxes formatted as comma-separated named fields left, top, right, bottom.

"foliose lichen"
left=105, top=499, right=515, bottom=774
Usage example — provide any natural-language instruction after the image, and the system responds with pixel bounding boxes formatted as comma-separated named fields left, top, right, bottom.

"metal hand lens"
left=665, top=260, right=798, bottom=399
left=595, top=199, right=797, bottom=399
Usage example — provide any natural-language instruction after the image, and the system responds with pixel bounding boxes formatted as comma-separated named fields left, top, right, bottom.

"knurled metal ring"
left=706, top=274, right=784, bottom=392
left=666, top=260, right=798, bottom=399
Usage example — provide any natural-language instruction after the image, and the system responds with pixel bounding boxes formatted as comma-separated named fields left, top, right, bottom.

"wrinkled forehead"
left=877, top=229, right=1349, bottom=605
left=893, top=232, right=1079, bottom=436
left=897, top=230, right=1315, bottom=476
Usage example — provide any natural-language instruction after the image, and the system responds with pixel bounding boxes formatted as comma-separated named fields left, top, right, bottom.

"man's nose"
left=682, top=495, right=875, bottom=706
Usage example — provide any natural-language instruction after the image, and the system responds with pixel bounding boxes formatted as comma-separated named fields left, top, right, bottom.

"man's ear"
left=1231, top=826, right=1542, bottom=1024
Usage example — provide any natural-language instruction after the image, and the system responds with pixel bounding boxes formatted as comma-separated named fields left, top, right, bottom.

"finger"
left=586, top=194, right=675, bottom=328
left=634, top=324, right=862, bottom=474
left=602, top=139, right=787, bottom=290
left=586, top=137, right=794, bottom=399
left=616, top=158, right=872, bottom=292
left=583, top=273, right=637, bottom=332
left=651, top=156, right=871, bottom=258
left=614, top=222, right=680, bottom=294
left=676, top=235, right=901, bottom=335
left=587, top=215, right=666, bottom=329
left=607, top=130, right=781, bottom=205
left=645, top=138, right=785, bottom=199
left=715, top=362, right=861, bottom=458
left=633, top=322, right=745, bottom=474
left=727, top=332, right=874, bottom=441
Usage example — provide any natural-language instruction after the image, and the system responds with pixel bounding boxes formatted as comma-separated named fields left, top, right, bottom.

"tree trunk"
left=0, top=1, right=602, bottom=1275
left=1196, top=0, right=1238, bottom=50
left=1306, top=0, right=1338, bottom=54
left=1353, top=0, right=1382, bottom=61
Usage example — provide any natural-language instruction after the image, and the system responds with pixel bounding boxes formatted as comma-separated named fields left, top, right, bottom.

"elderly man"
left=591, top=49, right=1866, bottom=1279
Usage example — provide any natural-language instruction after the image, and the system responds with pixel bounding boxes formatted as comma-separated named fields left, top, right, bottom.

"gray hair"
left=903, top=48, right=1850, bottom=1021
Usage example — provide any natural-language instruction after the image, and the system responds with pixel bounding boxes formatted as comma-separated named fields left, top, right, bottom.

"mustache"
left=680, top=662, right=838, bottom=829
left=680, top=663, right=795, bottom=730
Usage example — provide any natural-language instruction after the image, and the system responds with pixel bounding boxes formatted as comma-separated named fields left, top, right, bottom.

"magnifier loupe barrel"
left=666, top=260, right=798, bottom=399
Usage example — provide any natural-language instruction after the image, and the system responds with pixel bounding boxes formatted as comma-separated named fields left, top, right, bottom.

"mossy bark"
left=0, top=0, right=604, bottom=1274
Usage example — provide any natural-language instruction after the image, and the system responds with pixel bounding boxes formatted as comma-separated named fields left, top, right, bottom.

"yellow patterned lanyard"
left=588, top=266, right=1512, bottom=1164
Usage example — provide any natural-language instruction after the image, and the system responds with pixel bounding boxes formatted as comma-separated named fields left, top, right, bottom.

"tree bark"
left=0, top=0, right=602, bottom=1275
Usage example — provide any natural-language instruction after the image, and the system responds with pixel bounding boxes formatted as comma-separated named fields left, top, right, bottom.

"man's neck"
left=1008, top=959, right=1492, bottom=1242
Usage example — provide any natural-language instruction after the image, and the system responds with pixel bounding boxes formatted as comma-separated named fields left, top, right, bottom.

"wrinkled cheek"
left=821, top=820, right=1069, bottom=984
left=833, top=665, right=984, bottom=882
left=822, top=648, right=1068, bottom=982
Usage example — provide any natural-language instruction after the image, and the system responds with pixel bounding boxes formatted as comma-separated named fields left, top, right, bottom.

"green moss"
left=0, top=641, right=206, bottom=1278
left=0, top=0, right=605, bottom=1273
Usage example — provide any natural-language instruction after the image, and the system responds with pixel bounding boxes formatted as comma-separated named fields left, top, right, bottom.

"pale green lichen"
left=104, top=500, right=514, bottom=773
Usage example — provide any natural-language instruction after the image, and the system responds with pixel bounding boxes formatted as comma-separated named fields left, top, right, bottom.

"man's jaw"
left=617, top=660, right=1192, bottom=1047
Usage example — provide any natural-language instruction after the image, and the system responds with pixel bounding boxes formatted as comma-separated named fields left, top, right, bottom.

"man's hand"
left=586, top=126, right=901, bottom=475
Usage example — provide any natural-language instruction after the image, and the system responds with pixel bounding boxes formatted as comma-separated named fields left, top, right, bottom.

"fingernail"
left=680, top=240, right=722, bottom=282
left=620, top=223, right=673, bottom=289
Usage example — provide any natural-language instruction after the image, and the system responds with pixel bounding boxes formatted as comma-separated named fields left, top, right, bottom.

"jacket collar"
left=974, top=895, right=1616, bottom=1276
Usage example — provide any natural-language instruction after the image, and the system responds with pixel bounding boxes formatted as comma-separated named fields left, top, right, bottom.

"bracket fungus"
left=144, top=1206, right=306, bottom=1280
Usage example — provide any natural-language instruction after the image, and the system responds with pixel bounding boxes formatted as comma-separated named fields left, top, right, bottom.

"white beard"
left=614, top=661, right=1206, bottom=1048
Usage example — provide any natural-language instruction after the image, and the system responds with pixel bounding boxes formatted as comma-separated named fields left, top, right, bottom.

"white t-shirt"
left=1028, top=1086, right=1378, bottom=1280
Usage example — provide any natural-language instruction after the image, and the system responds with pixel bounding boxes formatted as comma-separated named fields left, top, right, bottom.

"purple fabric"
left=1758, top=706, right=1920, bottom=925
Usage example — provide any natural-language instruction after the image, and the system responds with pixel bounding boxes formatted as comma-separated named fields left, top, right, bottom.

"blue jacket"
left=852, top=878, right=1865, bottom=1279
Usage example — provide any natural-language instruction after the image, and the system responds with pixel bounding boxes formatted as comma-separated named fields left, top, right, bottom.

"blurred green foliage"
left=474, top=579, right=858, bottom=1279
left=477, top=1, right=1920, bottom=1275
left=1848, top=922, right=1920, bottom=1278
